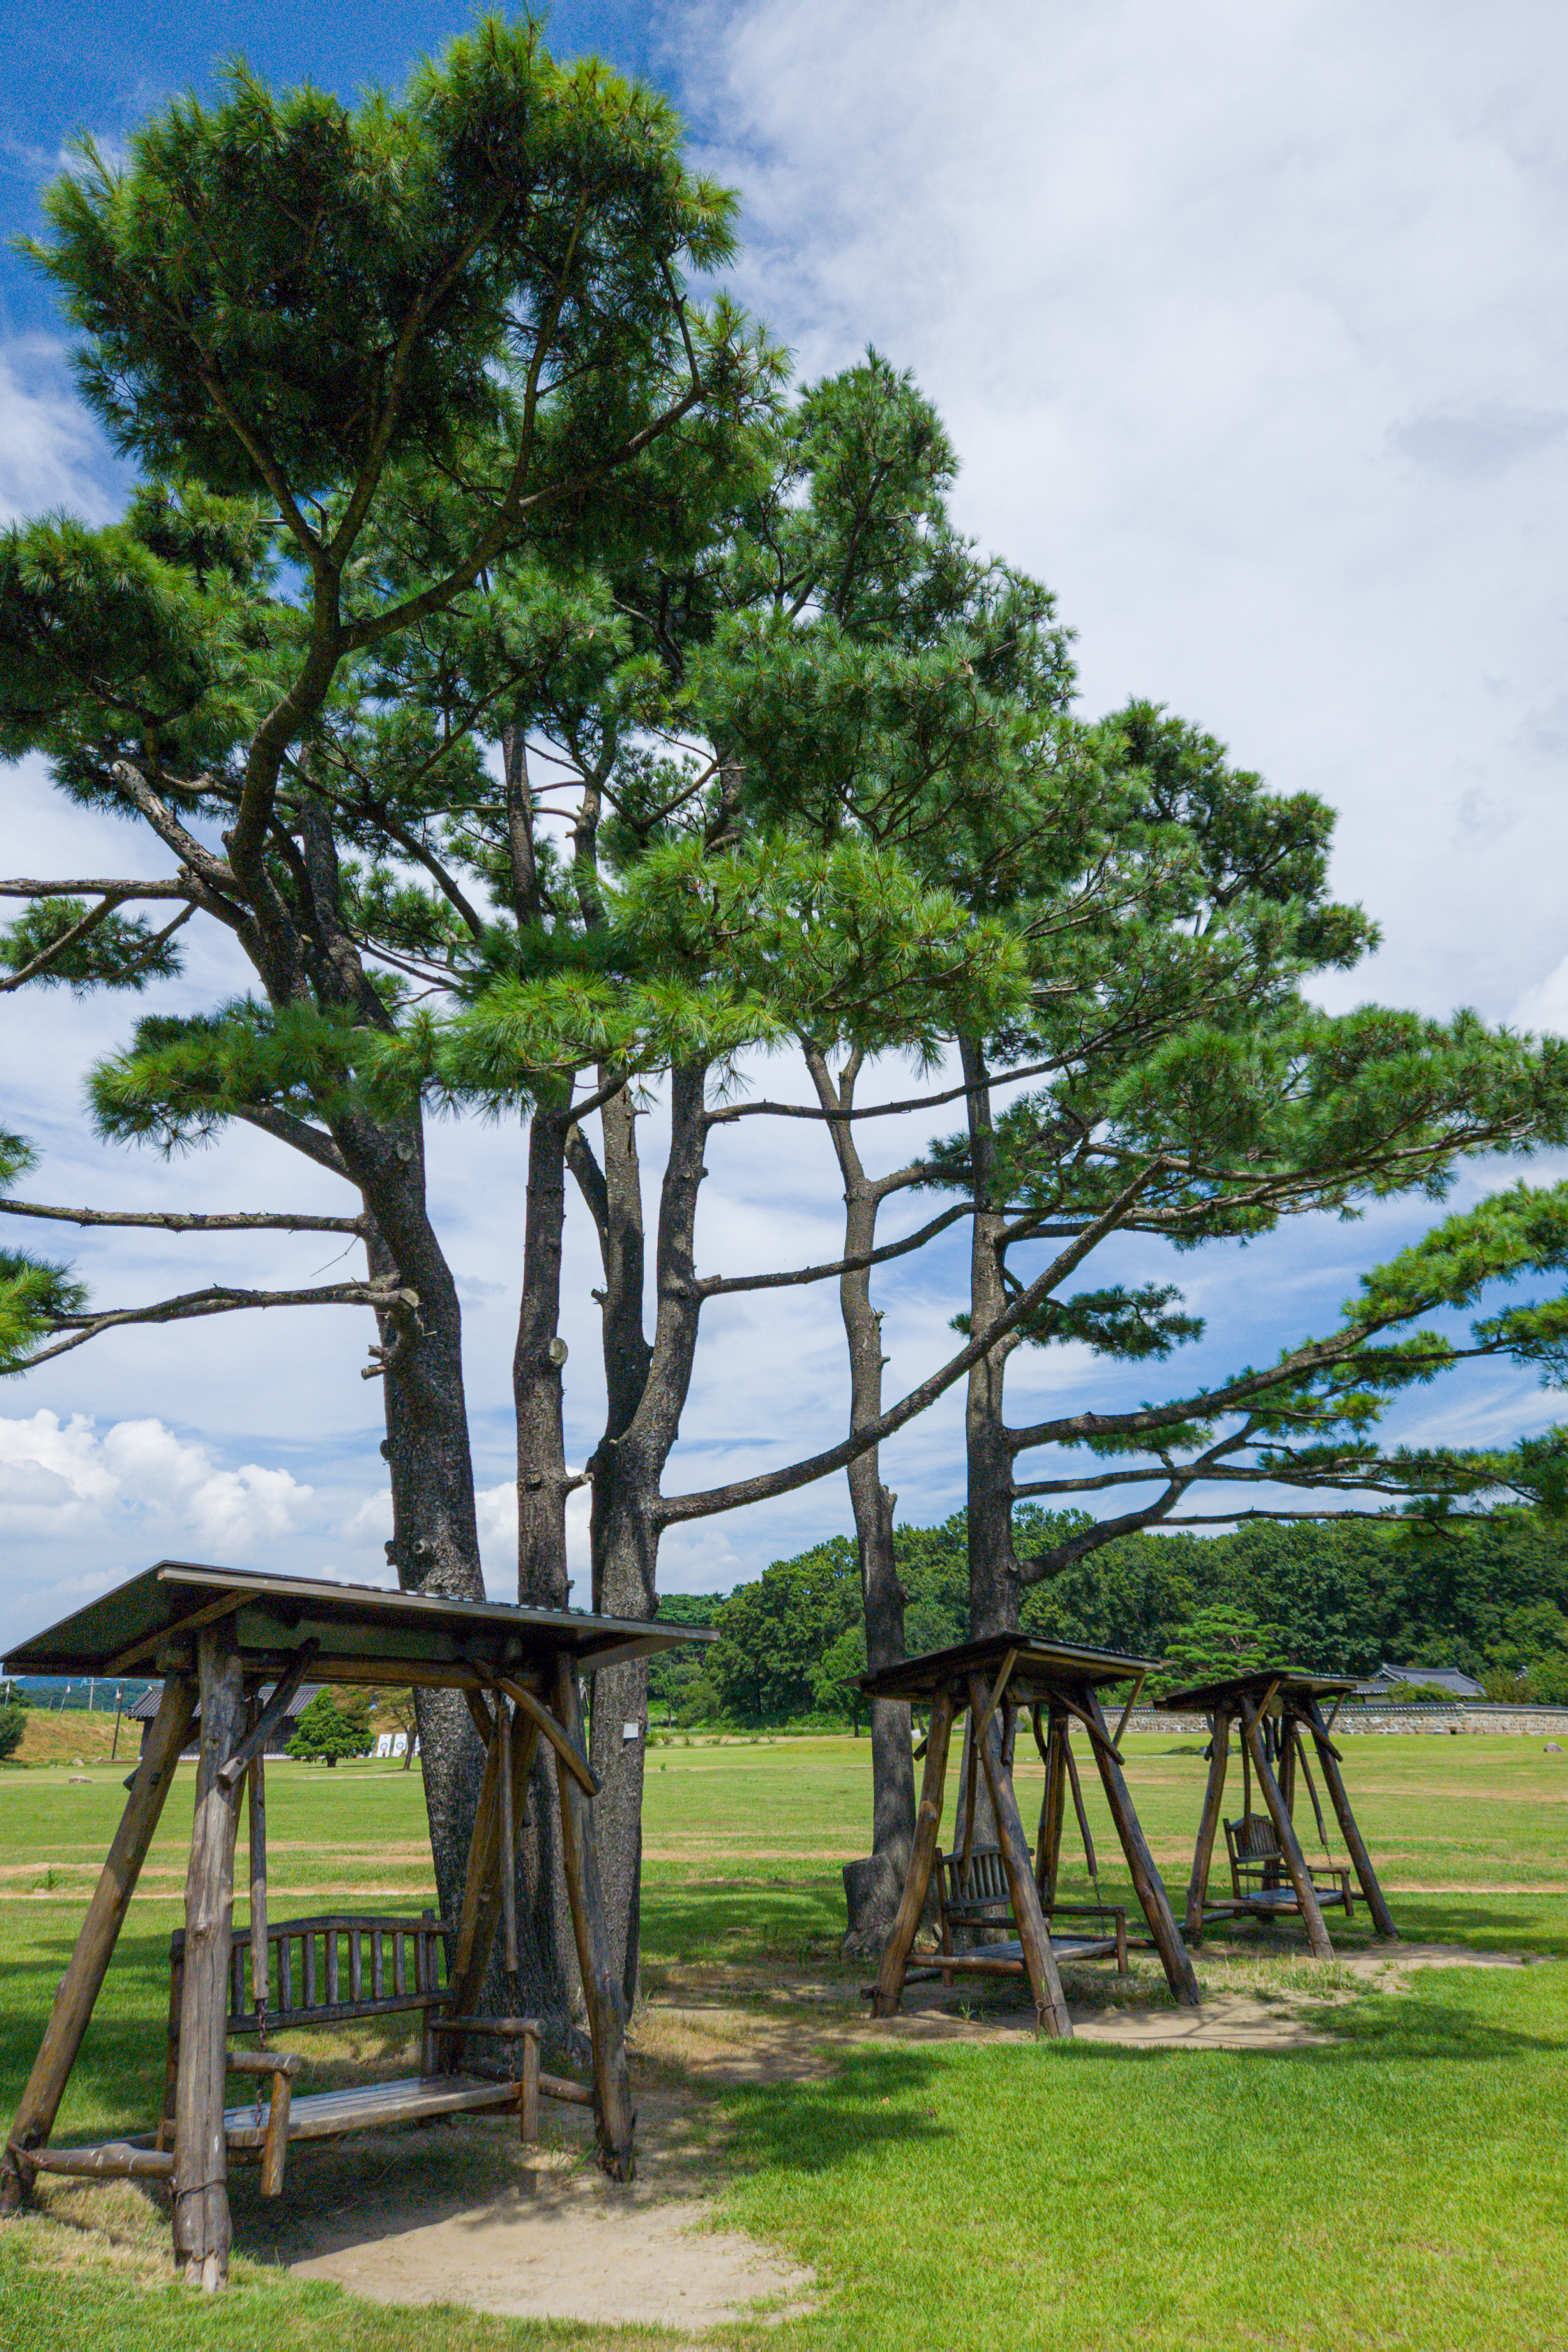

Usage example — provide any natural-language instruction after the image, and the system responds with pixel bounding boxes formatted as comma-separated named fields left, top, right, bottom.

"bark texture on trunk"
left=953, top=1034, right=1020, bottom=1852
left=357, top=1144, right=487, bottom=1942
left=503, top=1103, right=580, bottom=2037
left=960, top=1034, right=1022, bottom=1642
left=297, top=806, right=490, bottom=1939
left=579, top=1062, right=711, bottom=2004
left=805, top=1045, right=917, bottom=1953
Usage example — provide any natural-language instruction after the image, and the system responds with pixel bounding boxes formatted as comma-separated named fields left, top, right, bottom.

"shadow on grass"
left=710, top=1963, right=1568, bottom=2189
left=642, top=1876, right=843, bottom=1967
left=1378, top=1892, right=1567, bottom=1952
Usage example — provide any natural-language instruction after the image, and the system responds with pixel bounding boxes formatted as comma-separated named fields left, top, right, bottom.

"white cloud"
left=0, top=1408, right=311, bottom=1550
left=679, top=0, right=1568, bottom=1023
left=476, top=1479, right=518, bottom=1565
left=340, top=1488, right=392, bottom=1543
left=1515, top=956, right=1568, bottom=1038
left=0, top=343, right=118, bottom=524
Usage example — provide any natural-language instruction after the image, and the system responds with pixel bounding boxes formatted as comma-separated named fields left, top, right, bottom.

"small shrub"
left=0, top=1703, right=25, bottom=1761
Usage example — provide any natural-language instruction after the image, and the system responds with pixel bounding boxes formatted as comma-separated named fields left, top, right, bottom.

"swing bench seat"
left=1222, top=1814, right=1355, bottom=1917
left=155, top=1913, right=589, bottom=2197
left=917, top=1845, right=1131, bottom=1979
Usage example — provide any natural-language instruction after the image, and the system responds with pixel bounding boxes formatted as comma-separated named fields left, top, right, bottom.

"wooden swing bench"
left=1222, top=1814, right=1354, bottom=1921
left=148, top=1910, right=594, bottom=2198
left=3, top=1563, right=719, bottom=2285
left=1164, top=1668, right=1397, bottom=1958
left=860, top=1635, right=1203, bottom=2038
left=903, top=1845, right=1131, bottom=1985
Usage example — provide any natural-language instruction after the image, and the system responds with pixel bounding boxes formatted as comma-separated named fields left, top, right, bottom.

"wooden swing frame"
left=1, top=1561, right=714, bottom=2289
left=1164, top=1668, right=1397, bottom=1956
left=860, top=1634, right=1201, bottom=2038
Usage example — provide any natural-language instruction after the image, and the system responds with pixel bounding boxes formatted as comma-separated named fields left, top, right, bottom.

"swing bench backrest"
left=166, top=1912, right=457, bottom=2097
left=217, top=1913, right=448, bottom=2037
left=1229, top=1812, right=1284, bottom=1863
left=937, top=1842, right=1132, bottom=1973
left=1224, top=1812, right=1286, bottom=1893
left=939, top=1846, right=1014, bottom=1931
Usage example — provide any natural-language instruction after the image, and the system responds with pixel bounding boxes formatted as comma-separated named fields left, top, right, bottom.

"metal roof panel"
left=4, top=1561, right=716, bottom=1680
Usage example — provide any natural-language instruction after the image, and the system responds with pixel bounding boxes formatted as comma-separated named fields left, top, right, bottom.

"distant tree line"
left=650, top=1506, right=1568, bottom=1725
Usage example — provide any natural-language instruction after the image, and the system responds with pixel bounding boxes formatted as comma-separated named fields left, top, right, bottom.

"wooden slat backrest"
left=172, top=1913, right=451, bottom=2038
left=943, top=1845, right=1014, bottom=1920
left=1227, top=1814, right=1283, bottom=1863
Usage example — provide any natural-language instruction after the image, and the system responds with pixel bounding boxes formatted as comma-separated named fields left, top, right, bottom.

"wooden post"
left=1290, top=1716, right=1332, bottom=1852
left=519, top=2031, right=540, bottom=2144
left=499, top=1698, right=518, bottom=1977
left=1040, top=1711, right=1068, bottom=1905
left=1062, top=1728, right=1098, bottom=1880
left=1238, top=1695, right=1335, bottom=1961
left=1030, top=1707, right=1047, bottom=1884
left=1184, top=1706, right=1231, bottom=1940
left=1080, top=1686, right=1201, bottom=2006
left=958, top=1705, right=979, bottom=1870
left=2, top=1673, right=196, bottom=2208
left=1276, top=1703, right=1296, bottom=1827
left=1304, top=1697, right=1397, bottom=1939
left=247, top=1706, right=268, bottom=2041
left=873, top=1690, right=956, bottom=2018
left=172, top=1618, right=247, bottom=2289
left=967, top=1675, right=1072, bottom=2038
left=551, top=1652, right=636, bottom=2181
left=461, top=1720, right=541, bottom=2041
left=446, top=1713, right=504, bottom=2016
left=158, top=1937, right=184, bottom=2153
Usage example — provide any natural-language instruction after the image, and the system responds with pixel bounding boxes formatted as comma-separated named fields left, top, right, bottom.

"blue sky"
left=4, top=1, right=1568, bottom=1646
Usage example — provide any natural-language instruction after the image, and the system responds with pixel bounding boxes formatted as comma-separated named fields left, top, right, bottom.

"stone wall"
left=1124, top=1705, right=1568, bottom=1739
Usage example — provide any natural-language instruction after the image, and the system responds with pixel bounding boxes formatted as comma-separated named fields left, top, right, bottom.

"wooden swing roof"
left=1158, top=1666, right=1356, bottom=1714
left=859, top=1630, right=1156, bottom=1706
left=3, top=1561, right=715, bottom=1690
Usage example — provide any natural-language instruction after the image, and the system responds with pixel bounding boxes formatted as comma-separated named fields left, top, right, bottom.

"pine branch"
left=233, top=1107, right=352, bottom=1179
left=703, top=1054, right=1067, bottom=1129
left=698, top=1201, right=971, bottom=1298
left=0, top=892, right=127, bottom=991
left=1154, top=1507, right=1403, bottom=1525
left=0, top=877, right=194, bottom=899
left=0, top=1199, right=368, bottom=1236
left=657, top=1158, right=1166, bottom=1525
left=1004, top=1333, right=1459, bottom=1458
left=18, top=1276, right=414, bottom=1370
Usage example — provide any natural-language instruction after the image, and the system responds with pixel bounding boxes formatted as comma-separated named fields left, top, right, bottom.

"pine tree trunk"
left=349, top=1118, right=488, bottom=1942
left=955, top=1034, right=1021, bottom=1853
left=959, top=1034, right=1020, bottom=1639
left=581, top=1062, right=710, bottom=2003
left=506, top=1105, right=579, bottom=2037
left=805, top=1046, right=915, bottom=1953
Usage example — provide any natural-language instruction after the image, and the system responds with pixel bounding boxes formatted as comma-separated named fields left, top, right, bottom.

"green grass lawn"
left=2, top=1733, right=1566, bottom=2349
